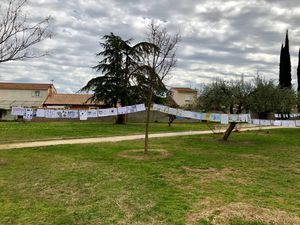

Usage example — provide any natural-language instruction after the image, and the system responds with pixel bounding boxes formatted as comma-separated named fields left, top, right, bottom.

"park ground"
left=0, top=121, right=299, bottom=225
left=0, top=121, right=209, bottom=144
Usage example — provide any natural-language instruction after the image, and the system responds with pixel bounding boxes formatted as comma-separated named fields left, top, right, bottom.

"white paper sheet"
left=68, top=110, right=79, bottom=118
left=176, top=109, right=185, bottom=117
left=152, top=104, right=169, bottom=113
left=210, top=113, right=221, bottom=122
left=229, top=114, right=239, bottom=122
left=251, top=119, right=260, bottom=125
left=98, top=108, right=118, bottom=117
left=87, top=110, right=98, bottom=118
left=220, top=114, right=229, bottom=124
left=117, top=107, right=128, bottom=115
left=260, top=119, right=272, bottom=126
left=168, top=107, right=177, bottom=115
left=61, top=110, right=68, bottom=118
left=136, top=104, right=146, bottom=112
left=181, top=110, right=193, bottom=119
left=287, top=120, right=296, bottom=127
left=23, top=108, right=33, bottom=120
left=295, top=120, right=300, bottom=127
left=273, top=120, right=282, bottom=126
left=79, top=110, right=88, bottom=120
left=36, top=109, right=45, bottom=117
left=238, top=114, right=250, bottom=123
left=126, top=105, right=137, bottom=114
left=11, top=107, right=25, bottom=116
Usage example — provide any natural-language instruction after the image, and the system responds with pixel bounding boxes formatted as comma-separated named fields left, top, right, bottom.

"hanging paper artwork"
left=23, top=108, right=33, bottom=120
left=117, top=107, right=128, bottom=115
left=87, top=110, right=98, bottom=118
left=61, top=110, right=68, bottom=118
left=79, top=110, right=88, bottom=120
left=11, top=107, right=25, bottom=116
left=36, top=109, right=45, bottom=117
left=220, top=114, right=229, bottom=124
left=98, top=108, right=117, bottom=117
left=273, top=120, right=282, bottom=126
left=136, top=104, right=146, bottom=112
left=126, top=105, right=137, bottom=113
left=153, top=104, right=169, bottom=113
left=229, top=114, right=239, bottom=122
left=168, top=107, right=177, bottom=116
left=68, top=110, right=79, bottom=118
left=210, top=113, right=221, bottom=122
left=287, top=120, right=296, bottom=127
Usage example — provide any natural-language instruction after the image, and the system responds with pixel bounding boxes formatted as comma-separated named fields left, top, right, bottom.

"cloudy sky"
left=0, top=0, right=300, bottom=93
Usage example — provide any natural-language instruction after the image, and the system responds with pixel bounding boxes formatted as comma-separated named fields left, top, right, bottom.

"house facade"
left=170, top=87, right=197, bottom=107
left=0, top=82, right=56, bottom=119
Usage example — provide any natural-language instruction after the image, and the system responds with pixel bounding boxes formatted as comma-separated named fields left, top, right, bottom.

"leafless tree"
left=142, top=20, right=181, bottom=153
left=143, top=20, right=181, bottom=81
left=0, top=0, right=52, bottom=63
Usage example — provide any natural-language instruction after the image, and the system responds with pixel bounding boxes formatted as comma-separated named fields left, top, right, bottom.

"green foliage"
left=199, top=79, right=252, bottom=113
left=248, top=77, right=297, bottom=117
left=198, top=77, right=297, bottom=117
left=81, top=33, right=158, bottom=107
left=248, top=78, right=279, bottom=116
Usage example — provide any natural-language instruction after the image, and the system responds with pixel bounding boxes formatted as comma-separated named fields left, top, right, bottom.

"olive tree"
left=248, top=78, right=297, bottom=119
left=199, top=77, right=297, bottom=141
left=200, top=79, right=253, bottom=140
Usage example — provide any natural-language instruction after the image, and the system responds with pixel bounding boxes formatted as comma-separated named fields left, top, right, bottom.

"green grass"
left=0, top=121, right=208, bottom=144
left=0, top=128, right=299, bottom=224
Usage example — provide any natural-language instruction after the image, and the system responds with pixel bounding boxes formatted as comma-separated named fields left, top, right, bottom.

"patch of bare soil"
left=238, top=154, right=269, bottom=160
left=0, top=158, right=8, bottom=165
left=187, top=200, right=300, bottom=225
left=181, top=166, right=237, bottom=182
left=118, top=149, right=170, bottom=161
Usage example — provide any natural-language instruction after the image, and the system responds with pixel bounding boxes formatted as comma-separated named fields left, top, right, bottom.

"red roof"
left=0, top=82, right=54, bottom=90
left=43, top=94, right=103, bottom=106
left=171, top=87, right=197, bottom=93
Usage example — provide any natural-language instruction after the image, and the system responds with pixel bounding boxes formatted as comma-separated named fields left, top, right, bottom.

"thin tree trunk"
left=116, top=114, right=125, bottom=124
left=144, top=93, right=153, bottom=154
left=222, top=122, right=237, bottom=141
left=168, top=114, right=176, bottom=127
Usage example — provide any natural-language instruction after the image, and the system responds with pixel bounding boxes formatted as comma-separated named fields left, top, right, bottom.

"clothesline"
left=10, top=103, right=300, bottom=127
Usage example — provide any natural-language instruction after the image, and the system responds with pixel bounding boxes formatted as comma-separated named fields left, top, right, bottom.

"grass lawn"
left=0, top=128, right=299, bottom=224
left=0, top=121, right=209, bottom=144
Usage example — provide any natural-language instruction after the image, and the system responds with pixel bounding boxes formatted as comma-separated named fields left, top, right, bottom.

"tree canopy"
left=81, top=33, right=157, bottom=107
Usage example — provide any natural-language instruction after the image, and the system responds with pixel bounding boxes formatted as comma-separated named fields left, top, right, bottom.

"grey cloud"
left=1, top=0, right=300, bottom=92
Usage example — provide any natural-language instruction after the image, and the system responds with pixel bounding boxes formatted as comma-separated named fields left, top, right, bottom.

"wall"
left=171, top=90, right=197, bottom=106
left=0, top=89, right=48, bottom=109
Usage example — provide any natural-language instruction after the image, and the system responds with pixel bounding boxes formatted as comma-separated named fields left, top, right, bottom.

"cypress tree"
left=279, top=30, right=292, bottom=89
left=297, top=48, right=300, bottom=92
left=279, top=44, right=284, bottom=87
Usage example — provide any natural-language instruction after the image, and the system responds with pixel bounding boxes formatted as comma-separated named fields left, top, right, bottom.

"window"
left=33, top=90, right=40, bottom=97
left=184, top=95, right=191, bottom=102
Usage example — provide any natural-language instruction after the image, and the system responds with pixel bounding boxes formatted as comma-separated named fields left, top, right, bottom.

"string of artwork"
left=10, top=103, right=300, bottom=127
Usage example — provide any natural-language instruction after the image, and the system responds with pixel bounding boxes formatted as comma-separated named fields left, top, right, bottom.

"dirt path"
left=0, top=126, right=290, bottom=150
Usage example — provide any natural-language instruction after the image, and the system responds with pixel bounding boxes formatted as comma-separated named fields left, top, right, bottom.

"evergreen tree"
left=297, top=48, right=300, bottom=92
left=279, top=30, right=292, bottom=89
left=81, top=33, right=156, bottom=124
